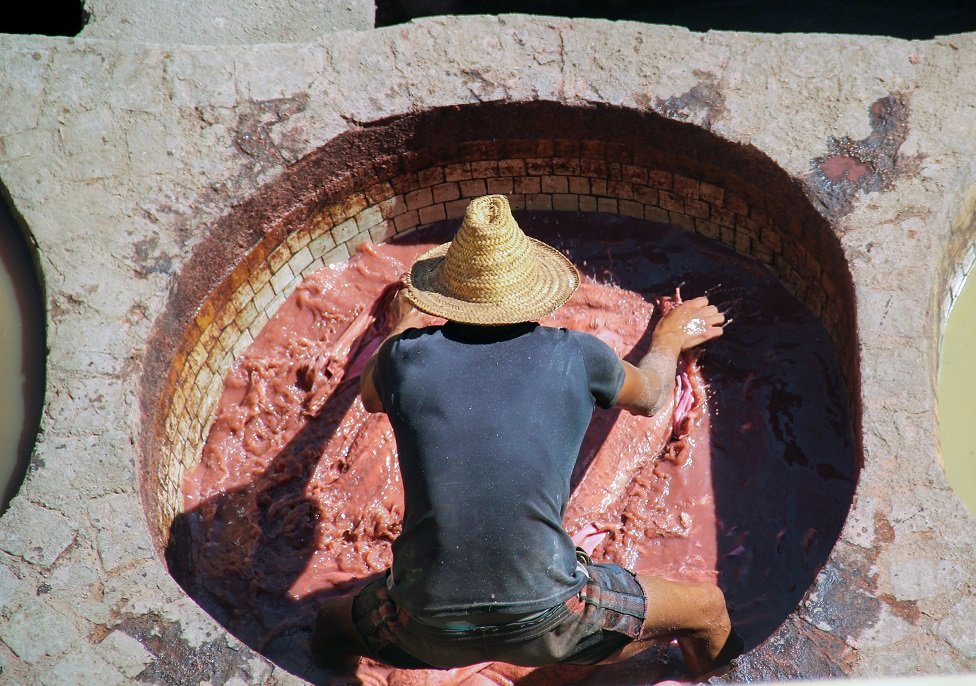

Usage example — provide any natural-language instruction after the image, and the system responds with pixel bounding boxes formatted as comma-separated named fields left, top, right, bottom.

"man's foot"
left=311, top=593, right=363, bottom=670
left=714, top=627, right=744, bottom=666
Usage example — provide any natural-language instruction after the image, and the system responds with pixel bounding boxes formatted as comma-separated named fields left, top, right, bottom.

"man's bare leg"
left=604, top=575, right=733, bottom=675
left=311, top=587, right=370, bottom=667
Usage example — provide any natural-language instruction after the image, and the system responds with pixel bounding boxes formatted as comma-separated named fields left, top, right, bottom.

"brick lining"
left=141, top=106, right=857, bottom=549
left=149, top=156, right=851, bottom=538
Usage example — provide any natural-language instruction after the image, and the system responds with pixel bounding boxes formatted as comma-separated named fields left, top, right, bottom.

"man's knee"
left=695, top=583, right=730, bottom=630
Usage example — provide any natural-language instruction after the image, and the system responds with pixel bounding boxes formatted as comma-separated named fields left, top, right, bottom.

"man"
left=314, top=195, right=738, bottom=674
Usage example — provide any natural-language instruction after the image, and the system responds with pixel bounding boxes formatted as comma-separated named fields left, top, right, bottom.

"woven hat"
left=404, top=195, right=579, bottom=324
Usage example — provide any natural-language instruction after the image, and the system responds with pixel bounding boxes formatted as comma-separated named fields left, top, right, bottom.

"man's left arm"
left=615, top=296, right=724, bottom=417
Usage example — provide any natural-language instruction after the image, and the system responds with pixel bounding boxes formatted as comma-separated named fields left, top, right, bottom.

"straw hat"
left=404, top=195, right=579, bottom=325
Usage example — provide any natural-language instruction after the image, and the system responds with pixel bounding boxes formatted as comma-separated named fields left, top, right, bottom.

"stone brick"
left=608, top=180, right=634, bottom=200
left=445, top=198, right=470, bottom=218
left=270, top=263, right=297, bottom=295
left=307, top=230, right=337, bottom=258
left=567, top=176, right=590, bottom=195
left=597, top=198, right=617, bottom=214
left=0, top=599, right=80, bottom=663
left=735, top=232, right=752, bottom=256
left=760, top=225, right=783, bottom=251
left=369, top=221, right=397, bottom=243
left=578, top=195, right=598, bottom=212
left=711, top=205, right=736, bottom=228
left=614, top=162, right=640, bottom=182
left=525, top=194, right=552, bottom=210
left=699, top=182, right=725, bottom=206
left=645, top=206, right=670, bottom=224
left=647, top=170, right=673, bottom=190
left=419, top=203, right=447, bottom=225
left=525, top=158, right=552, bottom=176
left=364, top=181, right=395, bottom=205
left=393, top=210, right=420, bottom=232
left=579, top=158, right=607, bottom=178
left=96, top=630, right=154, bottom=678
left=332, top=217, right=360, bottom=244
left=486, top=177, right=514, bottom=195
left=470, top=160, right=498, bottom=178
left=42, top=647, right=125, bottom=686
left=418, top=167, right=444, bottom=187
left=890, top=556, right=968, bottom=601
left=673, top=174, right=700, bottom=198
left=634, top=185, right=658, bottom=205
left=720, top=225, right=735, bottom=246
left=432, top=181, right=460, bottom=203
left=685, top=198, right=710, bottom=219
left=497, top=159, right=525, bottom=177
left=590, top=179, right=607, bottom=196
left=618, top=199, right=644, bottom=219
left=390, top=172, right=420, bottom=194
left=459, top=178, right=487, bottom=197
left=670, top=212, right=696, bottom=231
left=338, top=192, right=368, bottom=219
left=541, top=175, right=568, bottom=194
left=443, top=162, right=472, bottom=181
left=0, top=498, right=74, bottom=567
left=513, top=176, right=541, bottom=194
left=378, top=194, right=407, bottom=219
left=355, top=205, right=384, bottom=233
left=552, top=157, right=580, bottom=176
left=658, top=191, right=684, bottom=213
left=552, top=194, right=578, bottom=212
left=405, top=187, right=433, bottom=210
left=0, top=562, right=19, bottom=608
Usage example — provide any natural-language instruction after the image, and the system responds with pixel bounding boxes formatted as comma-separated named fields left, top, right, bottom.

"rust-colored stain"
left=648, top=72, right=725, bottom=129
left=807, top=94, right=910, bottom=220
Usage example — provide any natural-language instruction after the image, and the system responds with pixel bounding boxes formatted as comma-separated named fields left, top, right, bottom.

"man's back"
left=376, top=322, right=624, bottom=617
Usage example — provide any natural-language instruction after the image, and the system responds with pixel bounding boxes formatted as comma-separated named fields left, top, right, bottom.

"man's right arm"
left=614, top=296, right=724, bottom=417
left=360, top=290, right=431, bottom=413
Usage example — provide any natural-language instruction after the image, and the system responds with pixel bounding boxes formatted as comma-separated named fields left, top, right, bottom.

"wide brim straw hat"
left=404, top=195, right=580, bottom=325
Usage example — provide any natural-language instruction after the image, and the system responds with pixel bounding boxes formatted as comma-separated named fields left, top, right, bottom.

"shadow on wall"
left=377, top=0, right=976, bottom=39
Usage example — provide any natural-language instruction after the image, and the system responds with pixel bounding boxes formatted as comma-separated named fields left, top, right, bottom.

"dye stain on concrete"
left=649, top=72, right=725, bottom=130
left=807, top=94, right=911, bottom=219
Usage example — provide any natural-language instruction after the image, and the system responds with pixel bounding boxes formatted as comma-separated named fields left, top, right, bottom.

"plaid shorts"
left=351, top=558, right=647, bottom=669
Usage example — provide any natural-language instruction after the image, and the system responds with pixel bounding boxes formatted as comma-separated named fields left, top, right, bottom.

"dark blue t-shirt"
left=375, top=321, right=626, bottom=616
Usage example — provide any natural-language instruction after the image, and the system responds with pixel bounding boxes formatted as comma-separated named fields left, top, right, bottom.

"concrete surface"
left=80, top=0, right=374, bottom=43
left=0, top=12, right=974, bottom=686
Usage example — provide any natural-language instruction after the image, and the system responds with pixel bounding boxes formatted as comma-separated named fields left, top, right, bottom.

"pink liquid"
left=173, top=214, right=855, bottom=684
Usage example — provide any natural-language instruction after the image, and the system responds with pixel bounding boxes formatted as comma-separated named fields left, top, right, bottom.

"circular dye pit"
left=0, top=201, right=45, bottom=512
left=167, top=215, right=854, bottom=683
left=140, top=101, right=862, bottom=683
left=940, top=269, right=976, bottom=514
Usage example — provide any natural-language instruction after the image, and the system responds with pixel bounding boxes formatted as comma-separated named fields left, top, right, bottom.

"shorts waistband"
left=390, top=560, right=589, bottom=632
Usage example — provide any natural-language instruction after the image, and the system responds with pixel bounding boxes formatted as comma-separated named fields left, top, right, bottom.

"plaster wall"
left=0, top=15, right=974, bottom=684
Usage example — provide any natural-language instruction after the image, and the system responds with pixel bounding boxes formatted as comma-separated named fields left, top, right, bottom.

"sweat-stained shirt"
left=374, top=321, right=626, bottom=617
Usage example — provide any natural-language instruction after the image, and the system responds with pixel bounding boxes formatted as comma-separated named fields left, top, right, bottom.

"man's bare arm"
left=360, top=290, right=431, bottom=413
left=615, top=296, right=724, bottom=416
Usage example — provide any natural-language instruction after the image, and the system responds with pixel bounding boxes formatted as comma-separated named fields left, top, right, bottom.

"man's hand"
left=389, top=288, right=429, bottom=333
left=615, top=295, right=724, bottom=417
left=654, top=296, right=725, bottom=352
